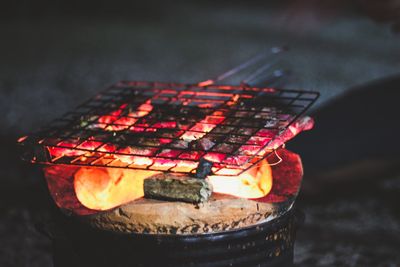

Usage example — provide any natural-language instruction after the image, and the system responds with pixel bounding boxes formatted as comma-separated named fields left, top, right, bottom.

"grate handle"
left=197, top=46, right=288, bottom=87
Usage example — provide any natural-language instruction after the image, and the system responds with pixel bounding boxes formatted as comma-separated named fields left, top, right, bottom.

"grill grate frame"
left=20, top=81, right=319, bottom=176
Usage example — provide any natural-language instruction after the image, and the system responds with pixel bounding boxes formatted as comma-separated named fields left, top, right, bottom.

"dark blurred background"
left=1, top=1, right=400, bottom=266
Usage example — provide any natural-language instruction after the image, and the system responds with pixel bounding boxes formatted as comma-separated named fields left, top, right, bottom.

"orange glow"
left=180, top=122, right=217, bottom=141
left=48, top=97, right=310, bottom=211
left=74, top=166, right=160, bottom=210
left=98, top=101, right=153, bottom=132
left=209, top=159, right=272, bottom=198
left=180, top=94, right=239, bottom=141
left=17, top=135, right=28, bottom=143
left=197, top=79, right=214, bottom=87
left=73, top=159, right=272, bottom=211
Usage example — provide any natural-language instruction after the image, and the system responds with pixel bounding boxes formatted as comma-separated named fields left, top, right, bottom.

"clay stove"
left=18, top=58, right=319, bottom=266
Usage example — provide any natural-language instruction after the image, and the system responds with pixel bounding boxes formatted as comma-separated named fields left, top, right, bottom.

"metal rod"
left=242, top=69, right=288, bottom=87
left=241, top=62, right=276, bottom=85
left=197, top=46, right=287, bottom=87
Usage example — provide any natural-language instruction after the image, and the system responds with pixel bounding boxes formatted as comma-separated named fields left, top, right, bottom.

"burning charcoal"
left=235, top=127, right=258, bottom=136
left=223, top=118, right=243, bottom=126
left=149, top=158, right=178, bottom=171
left=247, top=136, right=271, bottom=146
left=277, top=114, right=293, bottom=121
left=78, top=115, right=98, bottom=128
left=267, top=116, right=314, bottom=149
left=212, top=143, right=237, bottom=154
left=171, top=160, right=198, bottom=172
left=256, top=129, right=279, bottom=138
left=261, top=107, right=276, bottom=113
left=157, top=149, right=182, bottom=158
left=241, top=120, right=262, bottom=127
left=200, top=115, right=225, bottom=124
left=76, top=140, right=103, bottom=150
left=181, top=131, right=204, bottom=142
left=254, top=112, right=271, bottom=119
left=21, top=77, right=319, bottom=192
left=196, top=138, right=215, bottom=151
left=211, top=126, right=234, bottom=134
left=190, top=133, right=223, bottom=150
left=159, top=138, right=173, bottom=145
left=136, top=137, right=161, bottom=147
left=178, top=151, right=204, bottom=160
left=97, top=143, right=117, bottom=153
left=126, top=98, right=150, bottom=112
left=177, top=118, right=193, bottom=130
left=223, top=155, right=250, bottom=166
left=144, top=174, right=212, bottom=203
left=205, top=133, right=224, bottom=143
left=159, top=129, right=183, bottom=138
left=196, top=158, right=213, bottom=179
left=190, top=123, right=216, bottom=132
left=264, top=119, right=279, bottom=128
left=171, top=139, right=190, bottom=149
left=89, top=132, right=113, bottom=142
left=225, top=134, right=249, bottom=144
left=234, top=111, right=254, bottom=118
left=237, top=145, right=262, bottom=156
left=203, top=153, right=226, bottom=162
left=152, top=121, right=177, bottom=129
left=113, top=117, right=137, bottom=127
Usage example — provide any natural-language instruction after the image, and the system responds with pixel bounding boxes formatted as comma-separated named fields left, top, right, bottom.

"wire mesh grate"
left=20, top=81, right=319, bottom=176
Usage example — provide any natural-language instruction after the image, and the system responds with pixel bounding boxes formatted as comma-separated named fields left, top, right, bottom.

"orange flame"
left=73, top=159, right=272, bottom=210
left=208, top=159, right=272, bottom=198
left=47, top=95, right=312, bottom=211
left=74, top=166, right=160, bottom=210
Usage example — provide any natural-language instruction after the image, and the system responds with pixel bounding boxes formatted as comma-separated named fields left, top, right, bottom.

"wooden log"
left=144, top=174, right=212, bottom=203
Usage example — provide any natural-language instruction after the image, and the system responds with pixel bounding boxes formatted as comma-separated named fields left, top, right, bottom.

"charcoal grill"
left=19, top=81, right=318, bottom=176
left=20, top=48, right=319, bottom=267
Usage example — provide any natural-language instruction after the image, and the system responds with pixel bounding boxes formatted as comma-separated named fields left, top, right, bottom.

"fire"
left=73, top=159, right=272, bottom=210
left=98, top=101, right=153, bottom=132
left=41, top=148, right=302, bottom=215
left=74, top=166, right=159, bottom=210
left=47, top=96, right=309, bottom=211
left=208, top=159, right=272, bottom=198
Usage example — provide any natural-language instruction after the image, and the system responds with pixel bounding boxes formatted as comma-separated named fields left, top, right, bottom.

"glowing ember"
left=34, top=87, right=315, bottom=211
left=73, top=159, right=272, bottom=210
left=180, top=94, right=238, bottom=142
left=42, top=148, right=303, bottom=214
left=267, top=116, right=314, bottom=150
left=17, top=79, right=319, bottom=220
left=208, top=159, right=272, bottom=198
left=180, top=113, right=225, bottom=142
left=45, top=103, right=311, bottom=210
left=74, top=166, right=159, bottom=210
left=39, top=85, right=314, bottom=176
left=17, top=135, right=28, bottom=143
left=98, top=101, right=153, bottom=132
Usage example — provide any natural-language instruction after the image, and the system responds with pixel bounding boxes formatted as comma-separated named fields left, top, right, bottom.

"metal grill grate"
left=20, top=81, right=319, bottom=176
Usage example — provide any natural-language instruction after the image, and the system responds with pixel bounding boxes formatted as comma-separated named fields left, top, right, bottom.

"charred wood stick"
left=144, top=175, right=212, bottom=203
